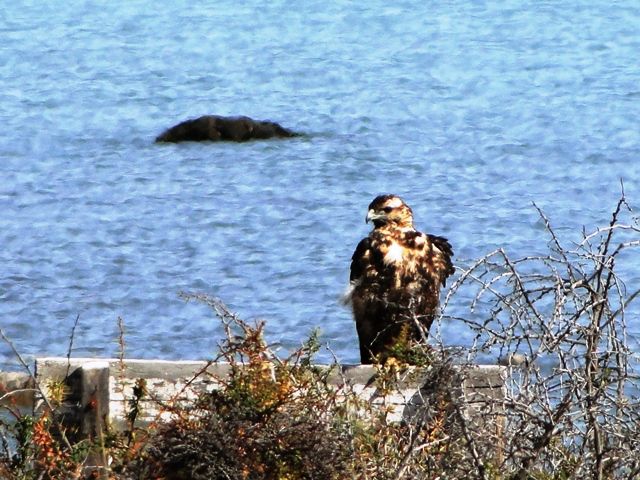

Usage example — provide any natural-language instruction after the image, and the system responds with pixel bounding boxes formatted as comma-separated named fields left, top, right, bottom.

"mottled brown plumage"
left=346, top=195, right=454, bottom=364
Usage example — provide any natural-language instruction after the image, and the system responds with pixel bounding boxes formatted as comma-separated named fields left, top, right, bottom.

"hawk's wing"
left=426, top=234, right=455, bottom=287
left=349, top=237, right=372, bottom=284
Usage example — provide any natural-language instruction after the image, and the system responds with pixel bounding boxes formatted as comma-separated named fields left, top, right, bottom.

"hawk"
left=346, top=195, right=454, bottom=364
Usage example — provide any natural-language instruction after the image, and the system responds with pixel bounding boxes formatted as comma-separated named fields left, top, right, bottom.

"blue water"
left=1, top=1, right=639, bottom=366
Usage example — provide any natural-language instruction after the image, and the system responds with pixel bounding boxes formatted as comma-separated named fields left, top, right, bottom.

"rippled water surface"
left=2, top=1, right=640, bottom=365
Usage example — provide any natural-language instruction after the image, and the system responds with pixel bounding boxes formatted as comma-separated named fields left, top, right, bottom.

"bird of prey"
left=345, top=194, right=454, bottom=364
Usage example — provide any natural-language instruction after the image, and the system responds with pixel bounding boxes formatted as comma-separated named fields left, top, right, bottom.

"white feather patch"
left=384, top=242, right=404, bottom=264
left=385, top=197, right=404, bottom=208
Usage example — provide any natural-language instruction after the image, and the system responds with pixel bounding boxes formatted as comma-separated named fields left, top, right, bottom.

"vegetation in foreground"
left=0, top=191, right=639, bottom=479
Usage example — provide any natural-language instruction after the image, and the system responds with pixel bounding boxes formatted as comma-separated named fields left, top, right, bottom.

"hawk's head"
left=366, top=194, right=414, bottom=229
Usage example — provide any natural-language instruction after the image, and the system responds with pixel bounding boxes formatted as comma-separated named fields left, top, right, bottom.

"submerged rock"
left=155, top=115, right=299, bottom=143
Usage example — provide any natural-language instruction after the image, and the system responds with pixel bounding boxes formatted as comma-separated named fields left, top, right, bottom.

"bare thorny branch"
left=438, top=189, right=640, bottom=479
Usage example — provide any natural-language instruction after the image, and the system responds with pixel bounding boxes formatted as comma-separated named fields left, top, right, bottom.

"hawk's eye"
left=383, top=206, right=393, bottom=213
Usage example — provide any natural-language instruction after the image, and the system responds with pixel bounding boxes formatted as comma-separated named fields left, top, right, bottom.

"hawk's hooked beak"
left=366, top=209, right=384, bottom=223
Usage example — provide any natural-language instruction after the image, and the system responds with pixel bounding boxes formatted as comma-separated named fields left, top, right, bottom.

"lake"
left=1, top=0, right=639, bottom=366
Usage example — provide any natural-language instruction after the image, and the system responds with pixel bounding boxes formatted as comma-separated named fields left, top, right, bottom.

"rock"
left=155, top=115, right=299, bottom=143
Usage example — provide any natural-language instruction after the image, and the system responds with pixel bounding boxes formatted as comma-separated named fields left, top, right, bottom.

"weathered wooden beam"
left=78, top=362, right=110, bottom=439
left=79, top=362, right=110, bottom=471
left=32, top=358, right=506, bottom=434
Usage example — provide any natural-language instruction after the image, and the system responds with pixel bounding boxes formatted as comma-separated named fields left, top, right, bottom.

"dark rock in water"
left=155, top=115, right=299, bottom=143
